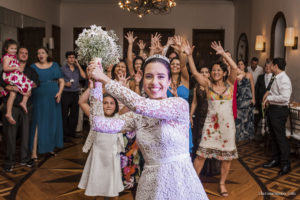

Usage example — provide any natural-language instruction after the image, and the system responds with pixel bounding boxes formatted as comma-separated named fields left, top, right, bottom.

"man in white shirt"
left=262, top=58, right=292, bottom=176
left=247, top=57, right=264, bottom=85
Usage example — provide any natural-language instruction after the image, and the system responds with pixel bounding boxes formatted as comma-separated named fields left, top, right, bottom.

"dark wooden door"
left=123, top=28, right=175, bottom=58
left=192, top=29, right=225, bottom=69
left=52, top=25, right=61, bottom=64
left=17, top=27, right=45, bottom=65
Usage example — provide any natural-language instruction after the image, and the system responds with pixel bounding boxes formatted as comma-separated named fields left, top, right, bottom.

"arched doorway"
left=270, top=12, right=286, bottom=59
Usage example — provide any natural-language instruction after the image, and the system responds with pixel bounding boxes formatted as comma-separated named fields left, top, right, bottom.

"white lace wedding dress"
left=93, top=81, right=209, bottom=200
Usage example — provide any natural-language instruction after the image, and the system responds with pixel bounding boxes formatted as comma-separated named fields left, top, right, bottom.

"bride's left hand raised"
left=87, top=61, right=110, bottom=84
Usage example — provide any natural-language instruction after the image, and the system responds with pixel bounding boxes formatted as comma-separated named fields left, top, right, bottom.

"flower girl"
left=78, top=80, right=124, bottom=200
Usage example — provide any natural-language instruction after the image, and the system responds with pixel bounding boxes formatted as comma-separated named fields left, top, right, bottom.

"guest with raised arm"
left=183, top=40, right=238, bottom=197
left=137, top=40, right=148, bottom=60
left=149, top=33, right=163, bottom=57
left=125, top=31, right=144, bottom=89
left=167, top=35, right=193, bottom=152
left=88, top=54, right=208, bottom=200
left=190, top=66, right=221, bottom=176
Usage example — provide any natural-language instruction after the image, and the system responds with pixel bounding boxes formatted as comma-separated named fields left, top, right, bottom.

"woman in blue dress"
left=30, top=47, right=65, bottom=160
left=166, top=42, right=192, bottom=152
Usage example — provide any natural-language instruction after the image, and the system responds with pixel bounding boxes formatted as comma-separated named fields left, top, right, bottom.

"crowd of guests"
left=0, top=39, right=85, bottom=171
left=0, top=31, right=293, bottom=199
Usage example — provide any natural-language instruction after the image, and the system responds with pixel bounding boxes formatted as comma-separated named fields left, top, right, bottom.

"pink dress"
left=1, top=54, right=33, bottom=96
left=92, top=81, right=208, bottom=200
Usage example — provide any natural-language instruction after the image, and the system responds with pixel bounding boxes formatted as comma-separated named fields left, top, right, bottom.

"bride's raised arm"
left=88, top=64, right=189, bottom=122
left=87, top=79, right=135, bottom=134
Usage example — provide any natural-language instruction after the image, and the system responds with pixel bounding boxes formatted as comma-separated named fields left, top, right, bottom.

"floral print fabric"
left=197, top=83, right=238, bottom=160
left=1, top=54, right=33, bottom=96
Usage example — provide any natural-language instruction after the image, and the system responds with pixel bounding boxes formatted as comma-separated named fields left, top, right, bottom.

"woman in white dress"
left=88, top=54, right=209, bottom=200
left=78, top=81, right=124, bottom=200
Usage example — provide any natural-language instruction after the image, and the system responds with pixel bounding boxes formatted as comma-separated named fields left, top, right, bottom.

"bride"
left=88, top=54, right=208, bottom=200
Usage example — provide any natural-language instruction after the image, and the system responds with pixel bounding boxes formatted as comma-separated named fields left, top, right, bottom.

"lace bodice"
left=93, top=80, right=190, bottom=161
left=92, top=81, right=208, bottom=200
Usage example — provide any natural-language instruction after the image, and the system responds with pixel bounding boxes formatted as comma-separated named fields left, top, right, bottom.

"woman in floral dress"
left=183, top=41, right=238, bottom=197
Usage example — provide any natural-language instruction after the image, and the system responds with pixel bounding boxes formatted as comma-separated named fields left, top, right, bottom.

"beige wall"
left=0, top=0, right=60, bottom=37
left=60, top=1, right=235, bottom=63
left=235, top=0, right=300, bottom=101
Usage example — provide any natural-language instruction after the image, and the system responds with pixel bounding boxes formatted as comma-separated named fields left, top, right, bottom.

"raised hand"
left=150, top=40, right=164, bottom=54
left=166, top=37, right=175, bottom=47
left=137, top=40, right=146, bottom=50
left=125, top=31, right=137, bottom=44
left=168, top=81, right=178, bottom=97
left=151, top=32, right=162, bottom=45
left=117, top=74, right=130, bottom=87
left=87, top=61, right=108, bottom=83
left=211, top=41, right=225, bottom=55
left=134, top=69, right=143, bottom=84
left=182, top=40, right=194, bottom=56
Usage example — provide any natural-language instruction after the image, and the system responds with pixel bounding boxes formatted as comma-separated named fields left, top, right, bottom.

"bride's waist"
left=145, top=153, right=190, bottom=167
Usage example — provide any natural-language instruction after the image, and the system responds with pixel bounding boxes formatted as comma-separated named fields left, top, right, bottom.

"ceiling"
left=60, top=0, right=233, bottom=3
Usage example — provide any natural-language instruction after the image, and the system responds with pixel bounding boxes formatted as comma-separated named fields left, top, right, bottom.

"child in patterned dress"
left=1, top=39, right=34, bottom=124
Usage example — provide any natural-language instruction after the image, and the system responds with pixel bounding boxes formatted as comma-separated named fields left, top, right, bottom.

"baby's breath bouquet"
left=75, top=25, right=122, bottom=70
left=75, top=25, right=121, bottom=89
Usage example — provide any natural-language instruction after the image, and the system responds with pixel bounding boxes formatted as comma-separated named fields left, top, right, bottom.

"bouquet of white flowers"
left=75, top=25, right=122, bottom=70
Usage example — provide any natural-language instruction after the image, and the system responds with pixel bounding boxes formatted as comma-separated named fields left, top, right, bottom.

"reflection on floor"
left=0, top=135, right=299, bottom=200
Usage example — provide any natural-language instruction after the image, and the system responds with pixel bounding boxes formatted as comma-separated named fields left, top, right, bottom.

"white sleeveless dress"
left=78, top=88, right=124, bottom=197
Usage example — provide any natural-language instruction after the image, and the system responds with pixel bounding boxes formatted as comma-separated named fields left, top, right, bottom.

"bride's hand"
left=87, top=62, right=110, bottom=84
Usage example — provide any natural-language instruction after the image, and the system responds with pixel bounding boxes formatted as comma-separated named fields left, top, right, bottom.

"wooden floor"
left=1, top=137, right=299, bottom=200
left=14, top=141, right=263, bottom=200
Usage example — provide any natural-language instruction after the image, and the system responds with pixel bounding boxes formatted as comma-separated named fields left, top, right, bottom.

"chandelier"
left=118, top=0, right=177, bottom=18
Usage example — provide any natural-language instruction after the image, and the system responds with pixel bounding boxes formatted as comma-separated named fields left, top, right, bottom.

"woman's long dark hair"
left=210, top=61, right=228, bottom=83
left=111, top=60, right=130, bottom=80
left=170, top=57, right=181, bottom=87
left=238, top=59, right=248, bottom=72
left=139, top=56, right=171, bottom=94
left=133, top=56, right=144, bottom=73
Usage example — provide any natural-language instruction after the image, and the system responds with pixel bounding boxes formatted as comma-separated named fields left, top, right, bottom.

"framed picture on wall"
left=236, top=33, right=249, bottom=64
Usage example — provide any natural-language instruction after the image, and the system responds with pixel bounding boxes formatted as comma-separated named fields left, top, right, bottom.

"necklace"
left=209, top=84, right=229, bottom=99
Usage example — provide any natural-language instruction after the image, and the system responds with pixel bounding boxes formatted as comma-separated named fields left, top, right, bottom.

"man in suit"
left=254, top=58, right=273, bottom=130
left=262, top=58, right=292, bottom=176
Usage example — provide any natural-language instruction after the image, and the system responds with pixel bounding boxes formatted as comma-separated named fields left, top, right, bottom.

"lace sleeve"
left=93, top=111, right=135, bottom=133
left=90, top=81, right=136, bottom=133
left=105, top=80, right=189, bottom=121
